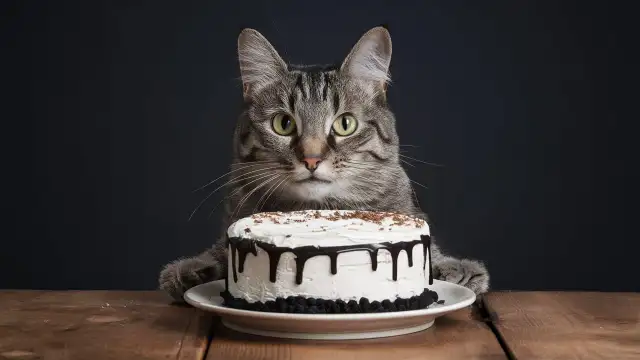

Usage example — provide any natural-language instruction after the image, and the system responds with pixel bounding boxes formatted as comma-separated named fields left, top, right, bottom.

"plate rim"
left=184, top=279, right=476, bottom=321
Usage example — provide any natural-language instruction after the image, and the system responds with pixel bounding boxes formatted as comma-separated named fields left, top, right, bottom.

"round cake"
left=221, top=210, right=439, bottom=313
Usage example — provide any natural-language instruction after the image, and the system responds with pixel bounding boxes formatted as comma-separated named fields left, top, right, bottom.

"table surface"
left=0, top=291, right=638, bottom=360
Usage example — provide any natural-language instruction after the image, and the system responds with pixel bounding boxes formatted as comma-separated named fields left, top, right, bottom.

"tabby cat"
left=159, top=26, right=489, bottom=301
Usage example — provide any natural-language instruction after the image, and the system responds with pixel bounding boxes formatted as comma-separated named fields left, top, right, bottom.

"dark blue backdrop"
left=2, top=1, right=632, bottom=292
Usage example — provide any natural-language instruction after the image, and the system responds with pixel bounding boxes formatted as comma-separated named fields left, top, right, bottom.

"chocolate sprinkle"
left=220, top=288, right=440, bottom=314
left=249, top=210, right=426, bottom=228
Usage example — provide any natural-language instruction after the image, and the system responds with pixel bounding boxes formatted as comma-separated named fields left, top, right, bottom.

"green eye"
left=332, top=114, right=358, bottom=136
left=272, top=114, right=296, bottom=136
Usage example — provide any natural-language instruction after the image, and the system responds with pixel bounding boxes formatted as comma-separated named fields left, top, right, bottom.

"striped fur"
left=159, top=27, right=489, bottom=301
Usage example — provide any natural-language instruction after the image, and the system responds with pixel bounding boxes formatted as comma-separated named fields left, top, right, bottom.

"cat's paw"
left=158, top=257, right=222, bottom=302
left=433, top=258, right=489, bottom=295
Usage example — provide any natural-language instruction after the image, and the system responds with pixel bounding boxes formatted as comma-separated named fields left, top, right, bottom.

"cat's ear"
left=340, top=26, right=392, bottom=94
left=237, top=29, right=287, bottom=98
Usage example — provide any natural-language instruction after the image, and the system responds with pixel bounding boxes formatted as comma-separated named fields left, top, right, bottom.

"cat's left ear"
left=340, top=26, right=392, bottom=94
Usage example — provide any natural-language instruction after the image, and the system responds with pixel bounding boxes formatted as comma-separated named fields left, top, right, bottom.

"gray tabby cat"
left=159, top=26, right=489, bottom=301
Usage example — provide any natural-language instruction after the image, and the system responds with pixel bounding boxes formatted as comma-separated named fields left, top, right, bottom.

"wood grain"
left=0, top=291, right=211, bottom=360
left=206, top=307, right=506, bottom=360
left=485, top=292, right=640, bottom=360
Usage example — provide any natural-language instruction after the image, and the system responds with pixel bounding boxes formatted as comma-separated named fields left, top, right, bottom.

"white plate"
left=184, top=279, right=475, bottom=340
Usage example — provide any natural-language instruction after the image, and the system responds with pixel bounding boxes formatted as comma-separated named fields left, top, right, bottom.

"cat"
left=159, top=26, right=489, bottom=301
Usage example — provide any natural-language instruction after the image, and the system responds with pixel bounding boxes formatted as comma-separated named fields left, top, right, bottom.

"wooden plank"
left=206, top=306, right=506, bottom=360
left=0, top=291, right=211, bottom=360
left=485, top=292, right=640, bottom=360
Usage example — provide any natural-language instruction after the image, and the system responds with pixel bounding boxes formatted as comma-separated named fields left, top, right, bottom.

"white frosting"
left=227, top=210, right=429, bottom=246
left=226, top=210, right=431, bottom=303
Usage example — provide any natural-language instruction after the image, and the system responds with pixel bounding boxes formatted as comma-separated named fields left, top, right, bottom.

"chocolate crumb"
left=249, top=210, right=425, bottom=228
left=220, top=288, right=439, bottom=314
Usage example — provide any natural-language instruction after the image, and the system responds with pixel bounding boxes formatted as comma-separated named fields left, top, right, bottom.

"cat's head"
left=234, top=27, right=405, bottom=205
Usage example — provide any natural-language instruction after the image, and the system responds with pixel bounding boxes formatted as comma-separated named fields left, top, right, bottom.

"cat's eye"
left=272, top=114, right=297, bottom=136
left=332, top=114, right=358, bottom=136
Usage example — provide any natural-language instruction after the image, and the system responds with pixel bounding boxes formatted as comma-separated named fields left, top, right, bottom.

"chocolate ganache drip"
left=228, top=235, right=433, bottom=285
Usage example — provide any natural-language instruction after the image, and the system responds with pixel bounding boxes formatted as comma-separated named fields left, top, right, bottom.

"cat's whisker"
left=400, top=158, right=415, bottom=167
left=231, top=160, right=284, bottom=166
left=399, top=144, right=420, bottom=148
left=345, top=165, right=429, bottom=192
left=409, top=179, right=428, bottom=189
left=257, top=174, right=291, bottom=213
left=190, top=166, right=286, bottom=219
left=343, top=160, right=377, bottom=169
left=398, top=154, right=444, bottom=168
left=343, top=164, right=372, bottom=171
left=253, top=175, right=281, bottom=213
left=207, top=181, right=252, bottom=219
left=221, top=165, right=287, bottom=185
left=231, top=173, right=282, bottom=219
left=193, top=161, right=280, bottom=192
left=231, top=174, right=279, bottom=219
left=410, top=184, right=421, bottom=208
left=191, top=171, right=282, bottom=221
left=209, top=174, right=288, bottom=217
left=253, top=173, right=287, bottom=213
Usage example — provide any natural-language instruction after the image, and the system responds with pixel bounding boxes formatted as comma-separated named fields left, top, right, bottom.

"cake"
left=221, top=210, right=439, bottom=313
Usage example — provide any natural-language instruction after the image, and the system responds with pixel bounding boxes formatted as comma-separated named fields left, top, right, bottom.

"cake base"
left=220, top=288, right=441, bottom=314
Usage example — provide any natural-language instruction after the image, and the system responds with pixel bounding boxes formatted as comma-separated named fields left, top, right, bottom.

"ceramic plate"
left=184, top=279, right=475, bottom=340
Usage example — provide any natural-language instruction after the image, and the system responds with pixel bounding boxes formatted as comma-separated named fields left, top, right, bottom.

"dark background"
left=2, top=1, right=633, bottom=292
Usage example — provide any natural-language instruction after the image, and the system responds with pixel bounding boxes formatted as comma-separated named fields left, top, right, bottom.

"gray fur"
left=159, top=27, right=489, bottom=301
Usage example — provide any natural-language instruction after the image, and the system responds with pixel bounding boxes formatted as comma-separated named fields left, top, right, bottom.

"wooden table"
left=0, top=291, right=638, bottom=360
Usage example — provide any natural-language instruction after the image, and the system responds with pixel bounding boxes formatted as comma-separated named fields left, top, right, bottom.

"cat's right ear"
left=340, top=26, right=392, bottom=95
left=237, top=29, right=287, bottom=99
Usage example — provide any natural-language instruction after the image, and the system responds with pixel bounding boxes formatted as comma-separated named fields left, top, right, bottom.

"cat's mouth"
left=295, top=177, right=332, bottom=184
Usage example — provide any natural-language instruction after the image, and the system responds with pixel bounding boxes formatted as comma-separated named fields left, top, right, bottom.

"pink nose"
left=303, top=157, right=322, bottom=172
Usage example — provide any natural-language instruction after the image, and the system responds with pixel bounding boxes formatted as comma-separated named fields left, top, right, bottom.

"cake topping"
left=249, top=210, right=425, bottom=227
left=229, top=210, right=430, bottom=248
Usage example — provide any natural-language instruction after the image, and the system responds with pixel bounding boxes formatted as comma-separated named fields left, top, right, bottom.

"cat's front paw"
left=158, top=257, right=222, bottom=302
left=433, top=258, right=489, bottom=295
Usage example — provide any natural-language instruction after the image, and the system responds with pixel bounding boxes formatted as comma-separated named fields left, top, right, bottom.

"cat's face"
left=235, top=27, right=401, bottom=205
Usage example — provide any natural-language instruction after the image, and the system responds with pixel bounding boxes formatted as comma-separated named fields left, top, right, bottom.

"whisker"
left=400, top=158, right=415, bottom=167
left=220, top=165, right=287, bottom=185
left=193, top=161, right=280, bottom=192
left=399, top=144, right=420, bottom=147
left=399, top=154, right=444, bottom=167
left=342, top=164, right=373, bottom=171
left=253, top=174, right=286, bottom=212
left=190, top=171, right=280, bottom=221
left=345, top=163, right=429, bottom=191
left=409, top=179, right=429, bottom=189
left=214, top=173, right=278, bottom=220
left=231, top=174, right=281, bottom=219
left=257, top=174, right=291, bottom=213
left=231, top=160, right=283, bottom=166
left=343, top=160, right=376, bottom=168
left=190, top=167, right=286, bottom=218
left=410, top=184, right=421, bottom=208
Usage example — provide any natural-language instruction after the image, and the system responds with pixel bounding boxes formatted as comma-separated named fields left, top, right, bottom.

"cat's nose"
left=303, top=157, right=322, bottom=172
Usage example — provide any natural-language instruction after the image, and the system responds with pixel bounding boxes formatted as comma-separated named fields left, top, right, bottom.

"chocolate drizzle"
left=422, top=235, right=433, bottom=285
left=228, top=238, right=258, bottom=282
left=228, top=234, right=432, bottom=285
